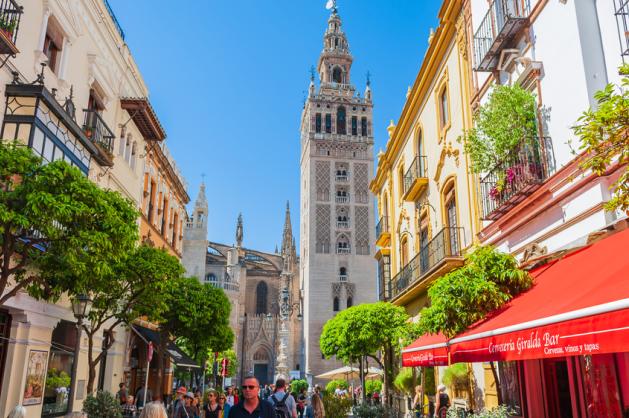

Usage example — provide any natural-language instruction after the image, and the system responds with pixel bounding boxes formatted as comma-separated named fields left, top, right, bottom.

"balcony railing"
left=479, top=138, right=554, bottom=220
left=337, top=246, right=350, bottom=254
left=336, top=174, right=349, bottom=182
left=337, top=221, right=349, bottom=229
left=82, top=109, right=115, bottom=155
left=615, top=0, right=629, bottom=58
left=389, top=227, right=464, bottom=300
left=0, top=0, right=23, bottom=55
left=339, top=274, right=348, bottom=282
left=376, top=216, right=390, bottom=244
left=336, top=195, right=349, bottom=204
left=474, top=0, right=530, bottom=71
left=104, top=0, right=125, bottom=40
left=402, top=155, right=428, bottom=201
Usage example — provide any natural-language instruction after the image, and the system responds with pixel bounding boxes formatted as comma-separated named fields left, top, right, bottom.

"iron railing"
left=403, top=155, right=428, bottom=197
left=104, top=0, right=125, bottom=40
left=82, top=109, right=115, bottom=153
left=337, top=221, right=349, bottom=229
left=339, top=274, right=348, bottom=282
left=376, top=216, right=389, bottom=239
left=337, top=246, right=350, bottom=254
left=336, top=195, right=349, bottom=204
left=336, top=174, right=349, bottom=182
left=615, top=0, right=629, bottom=58
left=474, top=0, right=530, bottom=71
left=389, top=227, right=464, bottom=300
left=0, top=0, right=23, bottom=47
left=479, top=138, right=554, bottom=220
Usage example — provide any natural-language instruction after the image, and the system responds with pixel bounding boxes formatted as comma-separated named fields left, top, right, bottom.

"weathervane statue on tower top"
left=325, top=0, right=337, bottom=13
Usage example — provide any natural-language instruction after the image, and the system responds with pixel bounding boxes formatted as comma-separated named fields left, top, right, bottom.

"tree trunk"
left=359, top=356, right=366, bottom=403
left=86, top=331, right=96, bottom=394
left=489, top=361, right=503, bottom=405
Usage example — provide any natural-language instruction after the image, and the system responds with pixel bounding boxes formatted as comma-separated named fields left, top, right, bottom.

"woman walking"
left=217, top=393, right=230, bottom=418
left=203, top=390, right=220, bottom=418
left=435, top=385, right=451, bottom=418
left=311, top=392, right=325, bottom=418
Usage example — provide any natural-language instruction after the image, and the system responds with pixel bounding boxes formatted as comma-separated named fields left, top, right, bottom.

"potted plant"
left=83, top=391, right=122, bottom=418
left=0, top=16, right=16, bottom=40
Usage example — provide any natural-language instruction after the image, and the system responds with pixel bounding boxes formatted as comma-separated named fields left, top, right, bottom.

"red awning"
left=402, top=333, right=449, bottom=367
left=401, top=228, right=629, bottom=365
left=449, top=228, right=629, bottom=362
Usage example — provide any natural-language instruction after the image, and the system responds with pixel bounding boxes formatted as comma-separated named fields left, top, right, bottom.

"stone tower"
left=182, top=182, right=208, bottom=280
left=300, top=7, right=377, bottom=383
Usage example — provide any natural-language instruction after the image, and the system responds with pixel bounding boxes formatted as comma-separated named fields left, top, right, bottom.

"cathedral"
left=300, top=6, right=378, bottom=383
left=182, top=184, right=302, bottom=386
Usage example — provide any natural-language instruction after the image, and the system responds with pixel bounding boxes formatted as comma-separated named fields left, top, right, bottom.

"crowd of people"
left=113, top=377, right=325, bottom=418
left=412, top=384, right=451, bottom=418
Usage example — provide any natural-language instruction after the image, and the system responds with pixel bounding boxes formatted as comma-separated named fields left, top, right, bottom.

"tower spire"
left=281, top=201, right=293, bottom=256
left=235, top=213, right=243, bottom=248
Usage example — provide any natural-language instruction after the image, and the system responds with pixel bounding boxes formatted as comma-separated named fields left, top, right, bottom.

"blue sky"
left=108, top=0, right=441, bottom=253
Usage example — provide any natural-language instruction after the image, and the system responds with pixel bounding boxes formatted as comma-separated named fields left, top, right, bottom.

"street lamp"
left=68, top=294, right=92, bottom=414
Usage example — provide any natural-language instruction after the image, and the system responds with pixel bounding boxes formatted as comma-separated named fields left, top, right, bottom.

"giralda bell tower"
left=300, top=4, right=377, bottom=383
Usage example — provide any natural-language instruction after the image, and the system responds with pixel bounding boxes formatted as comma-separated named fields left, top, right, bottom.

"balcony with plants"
left=82, top=109, right=115, bottom=167
left=474, top=0, right=530, bottom=71
left=463, top=85, right=554, bottom=221
left=387, top=226, right=464, bottom=304
left=0, top=0, right=22, bottom=55
left=402, top=155, right=428, bottom=202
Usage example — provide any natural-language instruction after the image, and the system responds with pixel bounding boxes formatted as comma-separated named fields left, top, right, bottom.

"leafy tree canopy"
left=573, top=64, right=629, bottom=212
left=462, top=85, right=538, bottom=173
left=0, top=141, right=138, bottom=305
left=320, top=302, right=411, bottom=363
left=417, top=246, right=532, bottom=338
left=290, top=379, right=309, bottom=394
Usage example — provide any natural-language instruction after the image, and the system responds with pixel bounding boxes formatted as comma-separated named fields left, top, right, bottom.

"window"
left=419, top=213, right=429, bottom=272
left=325, top=114, right=332, bottom=133
left=43, top=18, right=63, bottom=74
left=171, top=213, right=179, bottom=246
left=337, top=235, right=350, bottom=254
left=130, top=141, right=137, bottom=170
left=400, top=236, right=409, bottom=267
left=161, top=197, right=168, bottom=234
left=205, top=273, right=218, bottom=284
left=439, top=87, right=449, bottom=129
left=315, top=113, right=322, bottom=133
left=351, top=116, right=358, bottom=135
left=347, top=297, right=353, bottom=308
left=337, top=106, right=346, bottom=135
left=332, top=66, right=342, bottom=83
left=339, top=267, right=347, bottom=281
left=256, top=281, right=268, bottom=314
left=333, top=297, right=340, bottom=311
left=443, top=180, right=459, bottom=255
left=147, top=180, right=155, bottom=222
left=361, top=117, right=368, bottom=136
left=43, top=321, right=76, bottom=416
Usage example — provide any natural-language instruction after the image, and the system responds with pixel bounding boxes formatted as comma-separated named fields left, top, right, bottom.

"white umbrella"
left=315, top=366, right=383, bottom=381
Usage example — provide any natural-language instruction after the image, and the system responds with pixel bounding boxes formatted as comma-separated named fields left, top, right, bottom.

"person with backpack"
left=228, top=376, right=274, bottom=418
left=435, top=385, right=451, bottom=418
left=267, top=378, right=297, bottom=418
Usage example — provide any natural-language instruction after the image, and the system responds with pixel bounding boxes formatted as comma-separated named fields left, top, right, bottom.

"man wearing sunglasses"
left=228, top=376, right=274, bottom=418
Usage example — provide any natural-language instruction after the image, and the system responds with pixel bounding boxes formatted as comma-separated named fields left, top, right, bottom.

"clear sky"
left=108, top=0, right=441, bottom=253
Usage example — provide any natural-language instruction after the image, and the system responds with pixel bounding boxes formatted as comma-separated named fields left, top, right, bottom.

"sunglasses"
left=242, top=385, right=258, bottom=390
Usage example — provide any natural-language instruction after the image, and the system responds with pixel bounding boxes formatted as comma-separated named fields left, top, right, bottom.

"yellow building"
left=370, top=0, right=497, bottom=411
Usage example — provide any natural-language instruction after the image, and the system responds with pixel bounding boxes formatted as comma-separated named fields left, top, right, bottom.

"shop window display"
left=42, top=321, right=76, bottom=416
left=581, top=353, right=627, bottom=418
left=498, top=361, right=523, bottom=416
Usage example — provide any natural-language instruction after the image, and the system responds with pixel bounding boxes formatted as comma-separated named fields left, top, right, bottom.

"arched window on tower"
left=333, top=297, right=339, bottom=312
left=336, top=234, right=350, bottom=254
left=339, top=267, right=347, bottom=281
left=256, top=281, right=268, bottom=314
left=332, top=67, right=342, bottom=83
left=337, top=106, right=346, bottom=134
left=347, top=297, right=353, bottom=308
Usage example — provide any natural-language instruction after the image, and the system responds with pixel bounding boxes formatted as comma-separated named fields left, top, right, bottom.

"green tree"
left=290, top=379, right=309, bottom=394
left=325, top=379, right=349, bottom=394
left=0, top=141, right=138, bottom=305
left=417, top=246, right=531, bottom=338
left=573, top=64, right=629, bottom=212
left=393, top=368, right=414, bottom=395
left=154, top=277, right=234, bottom=397
left=461, top=85, right=538, bottom=173
left=82, top=246, right=184, bottom=393
left=320, top=302, right=412, bottom=404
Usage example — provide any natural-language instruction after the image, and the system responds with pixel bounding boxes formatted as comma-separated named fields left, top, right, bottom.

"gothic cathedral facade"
left=300, top=9, right=378, bottom=383
left=182, top=184, right=303, bottom=386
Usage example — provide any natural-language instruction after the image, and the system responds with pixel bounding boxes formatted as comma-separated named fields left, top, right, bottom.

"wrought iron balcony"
left=376, top=216, right=390, bottom=247
left=82, top=109, right=115, bottom=166
left=479, top=138, right=554, bottom=221
left=402, top=155, right=428, bottom=201
left=337, top=221, right=349, bottom=229
left=388, top=227, right=464, bottom=302
left=0, top=0, right=22, bottom=55
left=339, top=274, right=348, bottom=282
left=337, top=246, right=351, bottom=254
left=474, top=0, right=530, bottom=71
left=104, top=0, right=125, bottom=40
left=336, top=174, right=349, bottom=182
left=615, top=0, right=629, bottom=57
left=335, top=195, right=349, bottom=204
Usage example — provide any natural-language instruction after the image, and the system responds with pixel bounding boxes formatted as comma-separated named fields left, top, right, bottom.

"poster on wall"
left=23, top=350, right=49, bottom=406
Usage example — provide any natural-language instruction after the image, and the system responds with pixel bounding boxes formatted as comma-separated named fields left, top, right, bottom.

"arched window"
left=333, top=297, right=339, bottom=311
left=205, top=273, right=217, bottom=284
left=443, top=180, right=459, bottom=255
left=400, top=236, right=409, bottom=268
left=347, top=297, right=353, bottom=308
left=130, top=141, right=137, bottom=170
left=337, top=235, right=350, bottom=254
left=256, top=281, right=268, bottom=314
left=339, top=267, right=347, bottom=276
left=337, top=106, right=346, bottom=134
left=332, top=67, right=342, bottom=83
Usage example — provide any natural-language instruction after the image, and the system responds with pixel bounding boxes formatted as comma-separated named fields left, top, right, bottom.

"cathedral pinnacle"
left=236, top=213, right=243, bottom=248
left=281, top=201, right=293, bottom=256
left=195, top=181, right=207, bottom=209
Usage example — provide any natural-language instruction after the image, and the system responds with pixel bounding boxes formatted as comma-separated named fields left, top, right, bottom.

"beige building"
left=300, top=7, right=378, bottom=384
left=0, top=1, right=187, bottom=416
left=370, top=0, right=496, bottom=411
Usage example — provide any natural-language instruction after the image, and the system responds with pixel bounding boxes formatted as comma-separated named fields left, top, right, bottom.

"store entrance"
left=543, top=358, right=574, bottom=418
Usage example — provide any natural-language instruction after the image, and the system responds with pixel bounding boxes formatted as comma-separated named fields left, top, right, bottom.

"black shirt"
left=228, top=399, right=274, bottom=418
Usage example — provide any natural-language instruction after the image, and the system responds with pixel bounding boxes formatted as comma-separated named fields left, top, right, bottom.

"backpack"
left=271, top=392, right=291, bottom=418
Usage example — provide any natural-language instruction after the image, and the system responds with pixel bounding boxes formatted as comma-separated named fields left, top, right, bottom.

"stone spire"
left=195, top=181, right=207, bottom=210
left=235, top=213, right=243, bottom=248
left=281, top=201, right=293, bottom=256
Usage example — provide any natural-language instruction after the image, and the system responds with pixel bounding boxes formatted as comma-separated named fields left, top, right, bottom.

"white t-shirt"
left=225, top=394, right=235, bottom=406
